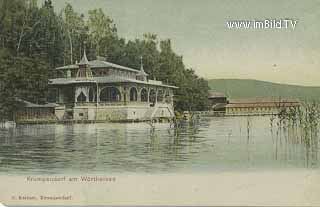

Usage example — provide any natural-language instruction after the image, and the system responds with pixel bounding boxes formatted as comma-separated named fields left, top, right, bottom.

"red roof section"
left=226, top=98, right=300, bottom=108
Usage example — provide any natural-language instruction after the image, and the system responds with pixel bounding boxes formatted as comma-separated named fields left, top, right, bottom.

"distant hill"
left=208, top=79, right=320, bottom=102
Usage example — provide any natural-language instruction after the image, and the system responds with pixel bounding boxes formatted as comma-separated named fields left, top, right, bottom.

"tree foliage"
left=0, top=0, right=209, bottom=120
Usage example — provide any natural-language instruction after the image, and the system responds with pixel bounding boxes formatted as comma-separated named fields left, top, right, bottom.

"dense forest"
left=0, top=0, right=209, bottom=121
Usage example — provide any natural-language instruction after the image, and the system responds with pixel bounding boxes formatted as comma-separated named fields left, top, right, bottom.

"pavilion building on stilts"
left=48, top=50, right=177, bottom=122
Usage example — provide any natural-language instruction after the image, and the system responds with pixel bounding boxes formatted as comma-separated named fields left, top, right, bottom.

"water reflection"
left=0, top=116, right=319, bottom=174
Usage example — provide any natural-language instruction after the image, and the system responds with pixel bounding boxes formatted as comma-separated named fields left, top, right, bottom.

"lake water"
left=0, top=116, right=319, bottom=174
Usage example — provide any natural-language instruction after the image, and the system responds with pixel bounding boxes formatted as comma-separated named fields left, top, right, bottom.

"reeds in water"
left=272, top=102, right=320, bottom=167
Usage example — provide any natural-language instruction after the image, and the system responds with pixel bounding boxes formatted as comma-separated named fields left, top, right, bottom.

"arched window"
left=157, top=89, right=164, bottom=102
left=130, top=87, right=138, bottom=101
left=149, top=89, right=156, bottom=105
left=141, top=88, right=148, bottom=102
left=77, top=91, right=86, bottom=102
left=100, top=87, right=121, bottom=102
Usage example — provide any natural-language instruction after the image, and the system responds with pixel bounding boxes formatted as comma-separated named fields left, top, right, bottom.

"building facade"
left=208, top=91, right=228, bottom=115
left=48, top=51, right=177, bottom=122
left=225, top=98, right=300, bottom=116
left=14, top=100, right=58, bottom=123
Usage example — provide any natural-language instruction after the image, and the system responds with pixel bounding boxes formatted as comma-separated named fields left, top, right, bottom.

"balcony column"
left=74, top=87, right=78, bottom=103
left=155, top=88, right=158, bottom=104
left=85, top=87, right=89, bottom=102
left=170, top=90, right=174, bottom=106
left=118, top=86, right=125, bottom=103
left=96, top=84, right=100, bottom=104
left=137, top=86, right=141, bottom=102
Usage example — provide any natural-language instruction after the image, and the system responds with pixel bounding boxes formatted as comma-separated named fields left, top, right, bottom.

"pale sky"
left=43, top=0, right=320, bottom=86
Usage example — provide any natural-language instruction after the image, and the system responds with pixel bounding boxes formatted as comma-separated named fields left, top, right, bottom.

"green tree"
left=0, top=0, right=55, bottom=120
left=87, top=8, right=117, bottom=58
left=0, top=49, right=49, bottom=120
left=61, top=3, right=87, bottom=64
left=0, top=0, right=210, bottom=121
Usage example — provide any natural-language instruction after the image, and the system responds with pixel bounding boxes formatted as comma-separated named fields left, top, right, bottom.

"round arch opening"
left=100, top=87, right=121, bottom=102
left=149, top=89, right=156, bottom=105
left=130, top=87, right=138, bottom=101
left=141, top=88, right=148, bottom=102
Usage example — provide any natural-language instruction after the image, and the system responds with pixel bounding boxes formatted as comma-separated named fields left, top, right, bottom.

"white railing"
left=56, top=101, right=171, bottom=108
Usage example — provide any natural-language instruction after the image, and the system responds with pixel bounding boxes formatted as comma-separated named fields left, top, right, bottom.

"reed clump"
left=273, top=102, right=320, bottom=167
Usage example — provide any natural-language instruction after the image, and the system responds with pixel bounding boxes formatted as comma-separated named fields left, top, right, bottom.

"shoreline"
left=5, top=113, right=277, bottom=126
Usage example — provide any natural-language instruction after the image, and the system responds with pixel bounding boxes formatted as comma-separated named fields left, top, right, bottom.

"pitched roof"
left=226, top=97, right=300, bottom=108
left=56, top=59, right=141, bottom=73
left=78, top=49, right=89, bottom=65
left=228, top=97, right=299, bottom=104
left=138, top=56, right=148, bottom=76
left=48, top=76, right=178, bottom=88
left=208, top=91, right=226, bottom=98
left=225, top=102, right=300, bottom=108
left=212, top=103, right=227, bottom=110
left=16, top=99, right=59, bottom=108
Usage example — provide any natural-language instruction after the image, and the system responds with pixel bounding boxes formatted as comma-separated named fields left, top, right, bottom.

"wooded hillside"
left=0, top=0, right=209, bottom=120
